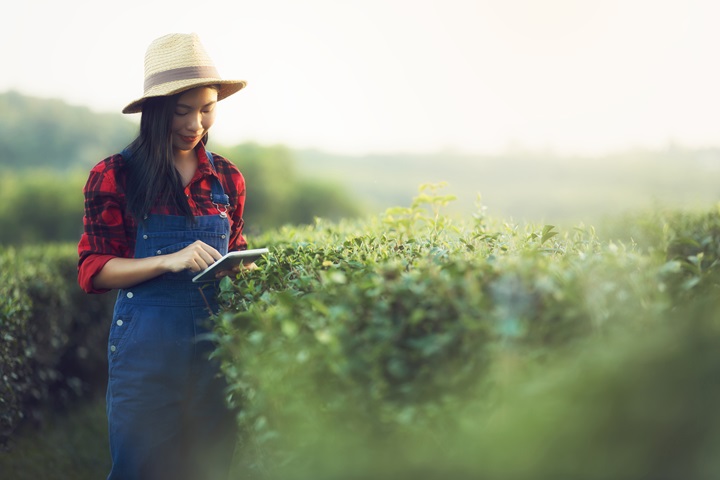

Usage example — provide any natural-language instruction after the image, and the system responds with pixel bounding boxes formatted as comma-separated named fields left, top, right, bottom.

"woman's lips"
left=180, top=135, right=199, bottom=143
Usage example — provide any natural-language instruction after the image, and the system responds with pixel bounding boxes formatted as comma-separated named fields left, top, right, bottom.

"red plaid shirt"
left=77, top=143, right=247, bottom=294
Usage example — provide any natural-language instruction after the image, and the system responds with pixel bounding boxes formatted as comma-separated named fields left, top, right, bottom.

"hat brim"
left=122, top=79, right=247, bottom=114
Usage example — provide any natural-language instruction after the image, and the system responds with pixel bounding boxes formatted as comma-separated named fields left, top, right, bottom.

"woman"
left=78, top=33, right=250, bottom=480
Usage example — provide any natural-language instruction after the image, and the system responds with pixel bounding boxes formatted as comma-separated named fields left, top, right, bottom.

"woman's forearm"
left=92, top=256, right=171, bottom=290
left=92, top=240, right=223, bottom=290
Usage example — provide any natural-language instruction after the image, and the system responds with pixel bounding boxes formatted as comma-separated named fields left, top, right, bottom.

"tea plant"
left=210, top=187, right=713, bottom=478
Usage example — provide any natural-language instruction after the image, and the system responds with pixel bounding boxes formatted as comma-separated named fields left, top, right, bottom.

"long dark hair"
left=123, top=92, right=209, bottom=222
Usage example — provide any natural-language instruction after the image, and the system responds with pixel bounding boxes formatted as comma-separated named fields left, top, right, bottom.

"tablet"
left=191, top=248, right=269, bottom=283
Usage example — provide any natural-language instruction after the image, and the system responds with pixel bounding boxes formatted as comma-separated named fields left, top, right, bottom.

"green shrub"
left=0, top=147, right=363, bottom=245
left=0, top=172, right=86, bottom=245
left=601, top=203, right=720, bottom=299
left=212, top=188, right=692, bottom=477
left=4, top=192, right=720, bottom=478
left=0, top=245, right=113, bottom=445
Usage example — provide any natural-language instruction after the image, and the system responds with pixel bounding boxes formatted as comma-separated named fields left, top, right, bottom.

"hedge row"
left=0, top=245, right=113, bottom=446
left=3, top=192, right=720, bottom=477
left=212, top=193, right=720, bottom=478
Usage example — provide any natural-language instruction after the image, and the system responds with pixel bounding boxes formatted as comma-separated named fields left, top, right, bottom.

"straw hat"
left=122, top=33, right=246, bottom=114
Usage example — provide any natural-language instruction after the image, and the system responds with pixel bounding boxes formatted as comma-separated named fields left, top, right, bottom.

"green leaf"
left=541, top=225, right=558, bottom=245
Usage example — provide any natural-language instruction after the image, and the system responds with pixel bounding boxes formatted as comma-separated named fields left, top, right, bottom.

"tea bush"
left=3, top=187, right=720, bottom=478
left=0, top=245, right=113, bottom=446
left=213, top=187, right=717, bottom=478
left=601, top=203, right=720, bottom=298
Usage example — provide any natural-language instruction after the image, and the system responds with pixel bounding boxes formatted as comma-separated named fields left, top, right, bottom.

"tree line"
left=0, top=91, right=361, bottom=244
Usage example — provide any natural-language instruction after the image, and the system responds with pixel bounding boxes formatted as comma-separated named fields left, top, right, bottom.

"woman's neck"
left=173, top=149, right=198, bottom=187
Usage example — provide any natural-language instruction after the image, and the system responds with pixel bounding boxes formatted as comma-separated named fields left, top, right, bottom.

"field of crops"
left=213, top=185, right=720, bottom=479
left=2, top=184, right=720, bottom=479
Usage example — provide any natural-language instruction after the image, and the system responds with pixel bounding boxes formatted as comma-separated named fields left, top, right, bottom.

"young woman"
left=78, top=33, right=250, bottom=480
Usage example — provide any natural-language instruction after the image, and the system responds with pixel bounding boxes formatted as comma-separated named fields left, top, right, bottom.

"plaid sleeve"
left=77, top=157, right=132, bottom=293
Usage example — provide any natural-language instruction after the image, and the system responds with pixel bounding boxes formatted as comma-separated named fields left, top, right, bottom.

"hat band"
left=144, top=65, right=220, bottom=92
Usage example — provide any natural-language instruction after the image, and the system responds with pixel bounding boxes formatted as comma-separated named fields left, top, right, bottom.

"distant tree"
left=219, top=142, right=362, bottom=232
left=0, top=91, right=136, bottom=171
left=0, top=171, right=85, bottom=244
left=0, top=92, right=362, bottom=244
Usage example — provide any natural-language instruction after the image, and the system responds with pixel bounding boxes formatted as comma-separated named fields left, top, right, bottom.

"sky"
left=3, top=0, right=719, bottom=155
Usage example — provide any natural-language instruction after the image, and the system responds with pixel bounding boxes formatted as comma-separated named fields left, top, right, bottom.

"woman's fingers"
left=194, top=246, right=218, bottom=269
left=166, top=241, right=223, bottom=272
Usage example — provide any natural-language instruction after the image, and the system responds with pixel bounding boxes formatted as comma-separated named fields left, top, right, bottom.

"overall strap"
left=205, top=150, right=230, bottom=207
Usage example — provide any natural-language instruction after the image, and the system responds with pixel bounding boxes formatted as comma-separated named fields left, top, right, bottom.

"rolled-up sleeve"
left=77, top=159, right=132, bottom=294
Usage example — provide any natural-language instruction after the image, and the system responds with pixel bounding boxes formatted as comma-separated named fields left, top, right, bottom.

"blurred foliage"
left=5, top=89, right=720, bottom=239
left=0, top=91, right=136, bottom=171
left=294, top=146, right=720, bottom=226
left=0, top=171, right=87, bottom=245
left=603, top=204, right=720, bottom=301
left=0, top=162, right=360, bottom=246
left=0, top=245, right=114, bottom=446
left=223, top=143, right=362, bottom=233
left=6, top=91, right=720, bottom=479
left=0, top=92, right=361, bottom=244
left=0, top=398, right=110, bottom=479
left=3, top=188, right=720, bottom=478
left=207, top=186, right=720, bottom=479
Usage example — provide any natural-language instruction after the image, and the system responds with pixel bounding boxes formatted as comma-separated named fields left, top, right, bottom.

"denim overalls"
left=106, top=151, right=237, bottom=480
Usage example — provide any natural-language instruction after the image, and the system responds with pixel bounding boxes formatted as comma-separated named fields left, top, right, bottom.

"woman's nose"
left=187, top=113, right=202, bottom=131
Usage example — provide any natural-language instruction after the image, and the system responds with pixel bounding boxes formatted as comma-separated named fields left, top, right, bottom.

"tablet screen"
left=192, top=248, right=269, bottom=282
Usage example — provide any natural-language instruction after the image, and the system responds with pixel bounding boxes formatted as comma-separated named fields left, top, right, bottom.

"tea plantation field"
left=2, top=185, right=720, bottom=479
left=214, top=185, right=720, bottom=479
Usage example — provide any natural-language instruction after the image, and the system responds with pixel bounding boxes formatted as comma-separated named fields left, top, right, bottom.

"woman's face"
left=171, top=86, right=219, bottom=154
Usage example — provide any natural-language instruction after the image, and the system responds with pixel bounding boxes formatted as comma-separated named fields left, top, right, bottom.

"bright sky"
left=4, top=0, right=719, bottom=155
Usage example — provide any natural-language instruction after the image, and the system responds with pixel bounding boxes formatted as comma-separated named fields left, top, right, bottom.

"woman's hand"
left=163, top=240, right=223, bottom=272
